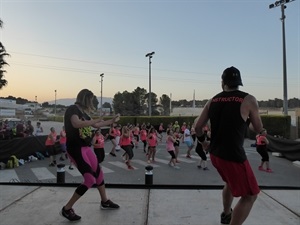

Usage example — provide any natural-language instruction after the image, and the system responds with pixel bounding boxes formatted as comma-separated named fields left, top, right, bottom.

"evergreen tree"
left=0, top=19, right=9, bottom=89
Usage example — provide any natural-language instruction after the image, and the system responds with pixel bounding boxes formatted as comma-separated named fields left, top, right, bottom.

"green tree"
left=113, top=91, right=134, bottom=115
left=0, top=19, right=9, bottom=89
left=145, top=92, right=159, bottom=115
left=160, top=94, right=171, bottom=116
left=132, top=87, right=147, bottom=115
left=103, top=102, right=112, bottom=110
left=113, top=88, right=156, bottom=116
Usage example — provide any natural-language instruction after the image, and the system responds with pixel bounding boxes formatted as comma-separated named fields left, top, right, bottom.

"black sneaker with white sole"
left=220, top=210, right=232, bottom=224
left=101, top=199, right=120, bottom=210
left=61, top=207, right=81, bottom=221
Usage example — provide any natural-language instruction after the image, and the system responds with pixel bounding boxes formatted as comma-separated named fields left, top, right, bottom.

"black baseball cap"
left=221, top=66, right=243, bottom=86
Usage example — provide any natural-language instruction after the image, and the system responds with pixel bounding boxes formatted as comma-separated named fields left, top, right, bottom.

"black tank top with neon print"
left=208, top=90, right=248, bottom=163
left=64, top=105, right=92, bottom=149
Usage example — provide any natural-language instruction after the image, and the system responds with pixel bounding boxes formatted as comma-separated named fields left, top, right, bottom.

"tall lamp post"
left=54, top=90, right=57, bottom=117
left=100, top=73, right=104, bottom=115
left=145, top=51, right=155, bottom=116
left=269, top=0, right=295, bottom=115
left=35, top=95, right=37, bottom=118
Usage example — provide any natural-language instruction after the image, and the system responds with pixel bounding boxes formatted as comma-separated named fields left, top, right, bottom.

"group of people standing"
left=0, top=119, right=35, bottom=139
left=58, top=66, right=273, bottom=225
left=44, top=125, right=73, bottom=169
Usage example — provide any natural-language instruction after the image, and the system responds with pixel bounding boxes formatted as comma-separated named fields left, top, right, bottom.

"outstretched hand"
left=113, top=114, right=121, bottom=123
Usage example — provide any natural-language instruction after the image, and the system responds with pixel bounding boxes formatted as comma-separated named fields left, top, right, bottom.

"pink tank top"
left=140, top=130, right=147, bottom=141
left=148, top=133, right=157, bottom=147
left=256, top=135, right=266, bottom=146
left=45, top=132, right=57, bottom=146
left=166, top=136, right=175, bottom=151
left=120, top=136, right=132, bottom=146
left=94, top=135, right=104, bottom=148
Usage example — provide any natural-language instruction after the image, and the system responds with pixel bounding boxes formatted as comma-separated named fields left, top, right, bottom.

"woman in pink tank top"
left=147, top=127, right=157, bottom=164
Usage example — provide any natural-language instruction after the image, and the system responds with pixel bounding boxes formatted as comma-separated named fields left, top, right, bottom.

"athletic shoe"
left=258, top=166, right=265, bottom=171
left=197, top=165, right=202, bottom=169
left=61, top=207, right=81, bottom=221
left=49, top=162, right=55, bottom=167
left=59, top=156, right=65, bottom=161
left=101, top=200, right=120, bottom=210
left=203, top=167, right=209, bottom=171
left=220, top=210, right=232, bottom=224
left=174, top=165, right=180, bottom=169
left=125, top=161, right=133, bottom=169
left=69, top=166, right=74, bottom=170
left=128, top=165, right=134, bottom=170
left=266, top=168, right=273, bottom=173
left=110, top=152, right=116, bottom=157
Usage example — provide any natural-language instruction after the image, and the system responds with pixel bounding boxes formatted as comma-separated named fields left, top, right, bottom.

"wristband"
left=259, top=129, right=266, bottom=134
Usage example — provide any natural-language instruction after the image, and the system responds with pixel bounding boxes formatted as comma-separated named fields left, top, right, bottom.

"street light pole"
left=269, top=0, right=295, bottom=115
left=170, top=93, right=172, bottom=116
left=100, top=73, right=104, bottom=115
left=54, top=90, right=57, bottom=117
left=145, top=51, right=155, bottom=116
left=35, top=95, right=37, bottom=118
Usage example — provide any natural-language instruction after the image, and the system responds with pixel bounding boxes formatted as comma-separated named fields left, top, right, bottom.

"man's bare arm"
left=194, top=99, right=211, bottom=137
left=241, top=94, right=264, bottom=133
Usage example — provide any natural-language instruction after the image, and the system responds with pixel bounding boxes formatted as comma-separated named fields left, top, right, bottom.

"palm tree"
left=0, top=18, right=9, bottom=89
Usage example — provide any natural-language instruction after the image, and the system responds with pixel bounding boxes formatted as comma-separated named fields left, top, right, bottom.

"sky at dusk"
left=0, top=0, right=299, bottom=104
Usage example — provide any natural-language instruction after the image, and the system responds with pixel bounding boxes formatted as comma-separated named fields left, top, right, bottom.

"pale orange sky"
left=1, top=1, right=299, bottom=103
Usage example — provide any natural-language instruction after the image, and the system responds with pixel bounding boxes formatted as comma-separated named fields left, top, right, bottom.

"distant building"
left=0, top=98, right=41, bottom=119
left=171, top=107, right=202, bottom=117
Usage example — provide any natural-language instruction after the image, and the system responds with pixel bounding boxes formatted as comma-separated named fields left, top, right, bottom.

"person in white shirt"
left=183, top=124, right=194, bottom=158
left=35, top=122, right=44, bottom=136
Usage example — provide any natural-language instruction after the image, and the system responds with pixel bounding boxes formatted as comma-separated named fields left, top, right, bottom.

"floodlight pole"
left=54, top=90, right=57, bottom=117
left=100, top=73, right=104, bottom=115
left=145, top=52, right=155, bottom=116
left=269, top=0, right=295, bottom=115
left=35, top=95, right=37, bottom=116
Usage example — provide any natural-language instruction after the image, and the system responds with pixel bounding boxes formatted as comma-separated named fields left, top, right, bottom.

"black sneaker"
left=101, top=199, right=120, bottom=210
left=220, top=210, right=232, bottom=224
left=109, top=152, right=116, bottom=157
left=61, top=207, right=81, bottom=221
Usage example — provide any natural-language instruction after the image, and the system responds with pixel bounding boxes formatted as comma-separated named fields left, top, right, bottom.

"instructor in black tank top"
left=194, top=66, right=265, bottom=225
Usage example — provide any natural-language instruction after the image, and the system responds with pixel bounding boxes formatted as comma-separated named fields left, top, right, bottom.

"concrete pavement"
left=1, top=120, right=299, bottom=224
left=0, top=184, right=299, bottom=225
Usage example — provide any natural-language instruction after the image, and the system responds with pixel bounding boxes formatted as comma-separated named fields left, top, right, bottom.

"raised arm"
left=194, top=99, right=211, bottom=137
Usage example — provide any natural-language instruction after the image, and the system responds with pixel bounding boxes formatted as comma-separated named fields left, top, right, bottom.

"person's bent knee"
left=75, top=184, right=88, bottom=196
left=241, top=194, right=257, bottom=203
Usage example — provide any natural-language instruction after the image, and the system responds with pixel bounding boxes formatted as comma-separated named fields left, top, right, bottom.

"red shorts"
left=210, top=154, right=260, bottom=197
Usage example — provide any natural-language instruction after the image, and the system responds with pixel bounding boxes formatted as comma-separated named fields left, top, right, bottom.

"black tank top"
left=208, top=90, right=248, bottom=162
